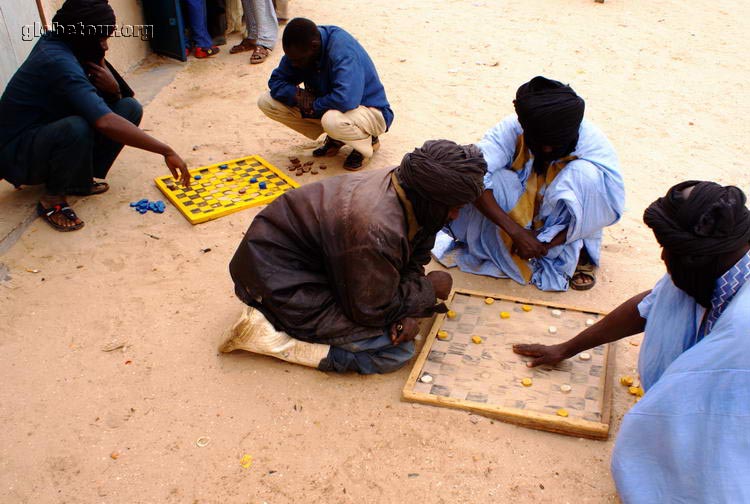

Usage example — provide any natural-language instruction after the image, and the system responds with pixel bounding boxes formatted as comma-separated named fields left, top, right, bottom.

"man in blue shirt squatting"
left=514, top=181, right=750, bottom=502
left=432, top=76, right=625, bottom=291
left=257, top=18, right=393, bottom=171
left=0, top=0, right=190, bottom=232
left=221, top=141, right=486, bottom=374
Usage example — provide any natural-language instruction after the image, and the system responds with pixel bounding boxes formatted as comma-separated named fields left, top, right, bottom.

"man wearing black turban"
left=0, top=0, right=190, bottom=231
left=513, top=181, right=750, bottom=502
left=433, top=76, right=625, bottom=292
left=222, top=140, right=487, bottom=374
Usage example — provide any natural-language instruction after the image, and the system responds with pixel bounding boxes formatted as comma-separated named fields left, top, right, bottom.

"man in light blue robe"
left=513, top=180, right=750, bottom=502
left=432, top=76, right=625, bottom=291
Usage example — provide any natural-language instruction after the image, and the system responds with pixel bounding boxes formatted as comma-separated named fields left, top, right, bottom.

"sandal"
left=36, top=202, right=85, bottom=232
left=570, top=263, right=596, bottom=291
left=67, top=181, right=109, bottom=196
left=250, top=45, right=270, bottom=64
left=230, top=38, right=256, bottom=54
left=312, top=136, right=345, bottom=157
left=194, top=46, right=220, bottom=58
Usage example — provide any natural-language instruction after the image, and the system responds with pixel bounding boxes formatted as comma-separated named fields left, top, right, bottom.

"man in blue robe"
left=514, top=180, right=750, bottom=502
left=432, top=76, right=625, bottom=291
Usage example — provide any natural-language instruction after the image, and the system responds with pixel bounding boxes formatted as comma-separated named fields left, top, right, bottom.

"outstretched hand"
left=165, top=151, right=190, bottom=188
left=512, top=343, right=569, bottom=368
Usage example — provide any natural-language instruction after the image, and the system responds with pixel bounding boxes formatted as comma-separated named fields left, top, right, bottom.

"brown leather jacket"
left=229, top=168, right=438, bottom=346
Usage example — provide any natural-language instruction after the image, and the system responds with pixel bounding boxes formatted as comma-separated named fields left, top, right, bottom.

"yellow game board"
left=154, top=155, right=299, bottom=225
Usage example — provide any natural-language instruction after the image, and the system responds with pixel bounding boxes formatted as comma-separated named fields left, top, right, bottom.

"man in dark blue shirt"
left=258, top=18, right=393, bottom=170
left=0, top=0, right=189, bottom=231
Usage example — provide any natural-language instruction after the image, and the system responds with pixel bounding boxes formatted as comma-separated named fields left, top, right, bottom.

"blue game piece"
left=194, top=175, right=202, bottom=180
left=129, top=201, right=138, bottom=207
left=250, top=177, right=257, bottom=183
left=259, top=181, right=267, bottom=189
left=137, top=207, right=148, bottom=214
left=219, top=164, right=228, bottom=169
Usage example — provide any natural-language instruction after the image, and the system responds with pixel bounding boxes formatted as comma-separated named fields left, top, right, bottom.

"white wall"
left=0, top=0, right=43, bottom=92
left=0, top=0, right=151, bottom=92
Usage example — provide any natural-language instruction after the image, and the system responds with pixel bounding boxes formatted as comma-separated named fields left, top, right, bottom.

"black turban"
left=514, top=76, right=585, bottom=167
left=52, top=0, right=116, bottom=62
left=644, top=180, right=750, bottom=306
left=395, top=140, right=487, bottom=233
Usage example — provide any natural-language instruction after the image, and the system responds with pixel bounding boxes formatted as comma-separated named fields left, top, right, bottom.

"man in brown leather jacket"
left=221, top=140, right=487, bottom=373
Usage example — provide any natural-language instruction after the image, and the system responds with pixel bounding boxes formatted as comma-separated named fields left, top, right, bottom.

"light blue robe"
left=432, top=116, right=625, bottom=291
left=611, top=275, right=750, bottom=503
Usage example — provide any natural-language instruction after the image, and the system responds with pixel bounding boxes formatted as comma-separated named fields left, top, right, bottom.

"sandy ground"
left=1, top=0, right=749, bottom=502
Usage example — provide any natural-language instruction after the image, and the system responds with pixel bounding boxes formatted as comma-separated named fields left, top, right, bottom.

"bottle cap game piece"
left=238, top=188, right=247, bottom=194
left=556, top=409, right=569, bottom=417
left=521, top=304, right=533, bottom=312
left=219, top=164, right=228, bottom=169
left=319, top=164, right=327, bottom=170
left=586, top=318, right=595, bottom=327
left=500, top=311, right=510, bottom=319
left=560, top=384, right=572, bottom=393
left=446, top=310, right=456, bottom=319
left=471, top=335, right=483, bottom=344
left=259, top=182, right=267, bottom=189
left=194, top=175, right=202, bottom=180
left=296, top=170, right=303, bottom=176
left=578, top=352, right=591, bottom=361
left=311, top=168, right=319, bottom=174
left=250, top=177, right=257, bottom=183
left=420, top=374, right=433, bottom=384
left=551, top=309, right=562, bottom=318
left=226, top=177, right=233, bottom=181
left=628, top=386, right=644, bottom=397
left=521, top=378, right=533, bottom=387
left=484, top=297, right=495, bottom=305
left=620, top=376, right=634, bottom=386
left=437, top=330, right=449, bottom=340
left=548, top=326, right=558, bottom=334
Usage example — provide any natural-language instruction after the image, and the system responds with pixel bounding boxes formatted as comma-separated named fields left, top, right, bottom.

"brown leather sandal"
left=250, top=46, right=270, bottom=64
left=230, top=38, right=256, bottom=54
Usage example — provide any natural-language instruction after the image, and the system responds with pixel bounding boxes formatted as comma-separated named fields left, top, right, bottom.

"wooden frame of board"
left=402, top=288, right=616, bottom=440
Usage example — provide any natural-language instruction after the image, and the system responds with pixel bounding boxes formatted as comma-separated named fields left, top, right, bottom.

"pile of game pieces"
left=287, top=157, right=327, bottom=176
left=130, top=198, right=166, bottom=214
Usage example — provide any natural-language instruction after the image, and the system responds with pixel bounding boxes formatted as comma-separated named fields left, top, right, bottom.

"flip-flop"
left=36, top=202, right=85, bottom=232
left=570, top=264, right=596, bottom=291
left=67, top=181, right=109, bottom=196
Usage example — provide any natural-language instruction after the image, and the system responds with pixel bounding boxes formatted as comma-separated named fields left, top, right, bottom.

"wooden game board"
left=402, top=288, right=615, bottom=439
left=154, top=155, right=299, bottom=224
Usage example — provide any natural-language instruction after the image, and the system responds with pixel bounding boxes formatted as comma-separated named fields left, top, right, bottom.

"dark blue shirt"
left=0, top=34, right=112, bottom=149
left=268, top=26, right=394, bottom=129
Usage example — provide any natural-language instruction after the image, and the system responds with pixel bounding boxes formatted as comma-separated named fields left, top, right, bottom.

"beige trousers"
left=257, top=91, right=387, bottom=157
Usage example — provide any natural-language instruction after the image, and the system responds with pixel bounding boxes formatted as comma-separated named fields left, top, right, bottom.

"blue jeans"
left=182, top=0, right=214, bottom=49
left=319, top=333, right=415, bottom=375
left=0, top=98, right=142, bottom=194
left=240, top=0, right=278, bottom=49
